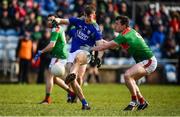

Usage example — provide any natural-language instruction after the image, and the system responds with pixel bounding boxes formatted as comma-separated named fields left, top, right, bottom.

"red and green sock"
left=138, top=97, right=145, bottom=104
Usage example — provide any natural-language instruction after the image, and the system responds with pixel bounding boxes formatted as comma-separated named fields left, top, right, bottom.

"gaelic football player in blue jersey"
left=53, top=5, right=104, bottom=110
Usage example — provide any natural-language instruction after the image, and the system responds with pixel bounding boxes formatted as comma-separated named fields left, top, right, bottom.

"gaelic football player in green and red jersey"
left=92, top=15, right=157, bottom=111
left=34, top=14, right=75, bottom=104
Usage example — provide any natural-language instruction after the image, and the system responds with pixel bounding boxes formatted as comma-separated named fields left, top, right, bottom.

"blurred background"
left=0, top=0, right=179, bottom=85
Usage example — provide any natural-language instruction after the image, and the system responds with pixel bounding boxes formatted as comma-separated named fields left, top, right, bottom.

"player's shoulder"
left=52, top=26, right=63, bottom=33
left=91, top=22, right=100, bottom=31
left=70, top=16, right=83, bottom=21
left=121, top=27, right=130, bottom=34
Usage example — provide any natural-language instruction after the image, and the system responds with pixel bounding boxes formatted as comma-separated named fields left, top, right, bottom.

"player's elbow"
left=50, top=42, right=55, bottom=48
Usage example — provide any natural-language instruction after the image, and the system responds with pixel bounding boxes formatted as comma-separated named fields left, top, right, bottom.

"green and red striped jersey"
left=50, top=26, right=68, bottom=59
left=113, top=28, right=153, bottom=62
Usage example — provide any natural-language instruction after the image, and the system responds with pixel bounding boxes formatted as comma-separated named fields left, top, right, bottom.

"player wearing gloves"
left=53, top=5, right=104, bottom=110
left=34, top=14, right=75, bottom=104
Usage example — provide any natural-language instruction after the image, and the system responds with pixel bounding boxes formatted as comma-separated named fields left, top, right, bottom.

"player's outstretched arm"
left=54, top=18, right=70, bottom=25
left=41, top=30, right=59, bottom=53
left=95, top=39, right=105, bottom=59
left=92, top=40, right=118, bottom=51
left=34, top=42, right=55, bottom=62
left=41, top=42, right=55, bottom=53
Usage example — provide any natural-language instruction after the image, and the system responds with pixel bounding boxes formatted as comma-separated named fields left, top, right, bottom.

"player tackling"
left=92, top=15, right=157, bottom=111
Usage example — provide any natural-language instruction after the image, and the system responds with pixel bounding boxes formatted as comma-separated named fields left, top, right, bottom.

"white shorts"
left=139, top=56, right=157, bottom=74
left=49, top=58, right=67, bottom=68
left=67, top=50, right=91, bottom=64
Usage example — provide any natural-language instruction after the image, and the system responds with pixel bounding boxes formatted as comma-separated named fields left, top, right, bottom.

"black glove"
left=52, top=20, right=58, bottom=27
left=89, top=53, right=96, bottom=66
left=89, top=55, right=101, bottom=68
left=95, top=57, right=101, bottom=68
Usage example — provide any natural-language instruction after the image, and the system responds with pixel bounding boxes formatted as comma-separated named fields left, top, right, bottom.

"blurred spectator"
left=106, top=2, right=118, bottom=20
left=36, top=29, right=51, bottom=84
left=25, top=0, right=34, bottom=12
left=36, top=15, right=43, bottom=26
left=118, top=2, right=131, bottom=18
left=0, top=10, right=14, bottom=30
left=32, top=1, right=40, bottom=14
left=140, top=13, right=153, bottom=42
left=56, top=0, right=71, bottom=14
left=103, top=16, right=114, bottom=40
left=31, top=24, right=42, bottom=41
left=169, top=11, right=180, bottom=34
left=74, top=0, right=85, bottom=16
left=16, top=30, right=33, bottom=83
left=149, top=24, right=165, bottom=59
left=12, top=0, right=27, bottom=18
left=162, top=38, right=178, bottom=59
left=1, top=0, right=8, bottom=10
left=40, top=0, right=57, bottom=16
left=13, top=11, right=23, bottom=35
left=169, top=11, right=180, bottom=44
left=28, top=11, right=37, bottom=31
left=159, top=4, right=169, bottom=32
left=150, top=24, right=165, bottom=48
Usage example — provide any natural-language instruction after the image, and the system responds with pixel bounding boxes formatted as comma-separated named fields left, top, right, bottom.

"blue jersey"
left=69, top=17, right=102, bottom=52
left=68, top=26, right=76, bottom=38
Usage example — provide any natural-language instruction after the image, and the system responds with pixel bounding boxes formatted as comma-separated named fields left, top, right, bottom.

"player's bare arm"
left=54, top=18, right=70, bottom=25
left=92, top=40, right=118, bottom=51
left=95, top=39, right=105, bottom=59
left=41, top=42, right=55, bottom=53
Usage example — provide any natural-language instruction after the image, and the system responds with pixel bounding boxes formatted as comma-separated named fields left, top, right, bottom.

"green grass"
left=0, top=84, right=180, bottom=116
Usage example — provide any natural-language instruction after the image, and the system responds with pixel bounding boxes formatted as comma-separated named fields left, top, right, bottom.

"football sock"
left=67, top=90, right=75, bottom=97
left=46, top=93, right=50, bottom=99
left=95, top=74, right=100, bottom=83
left=81, top=99, right=88, bottom=106
left=131, top=95, right=137, bottom=102
left=138, top=97, right=145, bottom=104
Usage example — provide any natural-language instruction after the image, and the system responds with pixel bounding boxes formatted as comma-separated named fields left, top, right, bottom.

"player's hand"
left=54, top=18, right=61, bottom=24
left=34, top=50, right=42, bottom=62
left=52, top=20, right=58, bottom=26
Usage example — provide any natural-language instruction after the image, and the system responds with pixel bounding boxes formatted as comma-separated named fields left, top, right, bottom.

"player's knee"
left=74, top=55, right=82, bottom=63
left=74, top=56, right=85, bottom=65
left=124, top=71, right=131, bottom=81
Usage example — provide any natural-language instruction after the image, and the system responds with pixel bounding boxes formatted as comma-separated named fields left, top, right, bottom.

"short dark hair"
left=115, top=15, right=129, bottom=26
left=47, top=14, right=58, bottom=18
left=84, top=5, right=96, bottom=17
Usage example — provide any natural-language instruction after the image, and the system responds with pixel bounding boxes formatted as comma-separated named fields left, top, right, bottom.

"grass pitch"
left=0, top=84, right=180, bottom=116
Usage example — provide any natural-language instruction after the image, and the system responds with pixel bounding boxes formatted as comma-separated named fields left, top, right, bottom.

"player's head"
left=47, top=14, right=58, bottom=28
left=84, top=5, right=96, bottom=23
left=114, top=15, right=130, bottom=32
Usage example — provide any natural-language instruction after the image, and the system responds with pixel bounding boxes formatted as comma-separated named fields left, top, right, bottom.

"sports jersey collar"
left=121, top=27, right=131, bottom=35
